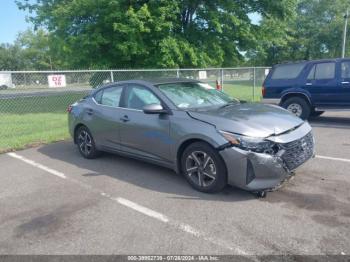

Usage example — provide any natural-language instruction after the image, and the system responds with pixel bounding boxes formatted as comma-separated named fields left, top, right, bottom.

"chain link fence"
left=0, top=67, right=270, bottom=152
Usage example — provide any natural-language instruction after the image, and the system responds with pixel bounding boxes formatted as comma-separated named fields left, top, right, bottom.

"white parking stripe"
left=7, top=152, right=67, bottom=179
left=316, top=155, right=350, bottom=163
left=115, top=197, right=248, bottom=255
left=116, top=197, right=169, bottom=223
left=6, top=152, right=249, bottom=255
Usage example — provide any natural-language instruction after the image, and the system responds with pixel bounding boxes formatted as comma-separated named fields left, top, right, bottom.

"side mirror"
left=143, top=104, right=168, bottom=114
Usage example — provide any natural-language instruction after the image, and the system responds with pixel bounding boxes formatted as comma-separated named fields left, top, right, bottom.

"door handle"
left=341, top=81, right=350, bottom=84
left=306, top=83, right=313, bottom=86
left=120, top=115, right=130, bottom=122
left=87, top=109, right=94, bottom=115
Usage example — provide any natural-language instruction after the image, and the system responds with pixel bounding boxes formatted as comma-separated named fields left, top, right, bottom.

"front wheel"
left=181, top=142, right=227, bottom=193
left=281, top=97, right=311, bottom=120
left=75, top=126, right=100, bottom=159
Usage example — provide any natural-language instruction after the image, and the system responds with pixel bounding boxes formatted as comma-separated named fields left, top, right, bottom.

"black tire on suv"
left=281, top=97, right=311, bottom=120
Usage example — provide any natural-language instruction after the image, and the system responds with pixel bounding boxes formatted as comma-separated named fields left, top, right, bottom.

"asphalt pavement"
left=0, top=111, right=349, bottom=255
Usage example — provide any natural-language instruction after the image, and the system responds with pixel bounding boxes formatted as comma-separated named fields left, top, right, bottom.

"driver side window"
left=125, top=85, right=161, bottom=110
left=307, top=63, right=335, bottom=80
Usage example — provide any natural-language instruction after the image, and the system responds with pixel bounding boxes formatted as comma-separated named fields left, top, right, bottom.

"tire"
left=310, top=110, right=324, bottom=118
left=281, top=97, right=311, bottom=120
left=75, top=126, right=100, bottom=159
left=181, top=142, right=227, bottom=193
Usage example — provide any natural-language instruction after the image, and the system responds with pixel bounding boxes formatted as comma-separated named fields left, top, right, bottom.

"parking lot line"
left=7, top=152, right=67, bottom=179
left=5, top=152, right=249, bottom=255
left=116, top=197, right=170, bottom=223
left=115, top=196, right=249, bottom=255
left=316, top=155, right=350, bottom=163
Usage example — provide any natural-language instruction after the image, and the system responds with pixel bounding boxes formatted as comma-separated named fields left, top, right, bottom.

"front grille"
left=280, top=132, right=314, bottom=170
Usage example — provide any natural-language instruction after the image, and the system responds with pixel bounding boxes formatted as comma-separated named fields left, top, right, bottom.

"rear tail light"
left=67, top=105, right=73, bottom=113
left=262, top=86, right=266, bottom=97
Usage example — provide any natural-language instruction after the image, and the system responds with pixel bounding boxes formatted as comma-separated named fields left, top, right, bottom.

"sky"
left=0, top=0, right=31, bottom=44
left=0, top=0, right=261, bottom=44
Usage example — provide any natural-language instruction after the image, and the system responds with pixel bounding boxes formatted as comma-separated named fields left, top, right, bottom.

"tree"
left=293, top=0, right=349, bottom=59
left=0, top=43, right=25, bottom=70
left=16, top=29, right=57, bottom=70
left=249, top=0, right=350, bottom=65
left=0, top=29, right=58, bottom=71
left=16, top=0, right=296, bottom=69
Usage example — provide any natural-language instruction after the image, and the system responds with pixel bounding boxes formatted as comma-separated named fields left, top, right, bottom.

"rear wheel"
left=75, top=126, right=100, bottom=159
left=181, top=142, right=227, bottom=193
left=281, top=97, right=311, bottom=120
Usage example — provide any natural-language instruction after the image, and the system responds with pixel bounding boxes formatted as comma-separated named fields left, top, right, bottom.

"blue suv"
left=263, top=58, right=350, bottom=119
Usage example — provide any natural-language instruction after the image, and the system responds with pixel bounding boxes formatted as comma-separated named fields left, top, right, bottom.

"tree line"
left=0, top=0, right=349, bottom=70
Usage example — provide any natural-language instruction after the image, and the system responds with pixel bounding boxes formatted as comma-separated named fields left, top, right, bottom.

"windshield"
left=156, top=82, right=234, bottom=109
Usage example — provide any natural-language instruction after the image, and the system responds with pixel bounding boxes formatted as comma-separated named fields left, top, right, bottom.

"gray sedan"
left=68, top=79, right=314, bottom=195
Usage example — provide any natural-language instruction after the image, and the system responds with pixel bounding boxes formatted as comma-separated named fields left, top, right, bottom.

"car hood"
left=187, top=103, right=304, bottom=138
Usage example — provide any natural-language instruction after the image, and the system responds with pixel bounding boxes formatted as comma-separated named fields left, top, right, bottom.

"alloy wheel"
left=185, top=151, right=217, bottom=187
left=78, top=130, right=93, bottom=156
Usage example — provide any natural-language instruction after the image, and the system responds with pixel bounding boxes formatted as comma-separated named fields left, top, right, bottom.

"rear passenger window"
left=341, top=61, right=350, bottom=78
left=271, top=63, right=305, bottom=79
left=94, top=86, right=122, bottom=107
left=308, top=63, right=335, bottom=80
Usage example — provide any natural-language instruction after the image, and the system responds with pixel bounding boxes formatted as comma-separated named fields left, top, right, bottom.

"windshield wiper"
left=219, top=100, right=240, bottom=109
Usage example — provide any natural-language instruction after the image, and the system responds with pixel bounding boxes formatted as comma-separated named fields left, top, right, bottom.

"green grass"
left=0, top=82, right=262, bottom=152
left=0, top=113, right=69, bottom=152
left=223, top=84, right=262, bottom=102
left=205, top=80, right=263, bottom=102
left=0, top=93, right=87, bottom=152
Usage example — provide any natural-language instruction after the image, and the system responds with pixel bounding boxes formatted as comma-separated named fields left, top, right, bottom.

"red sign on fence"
left=48, top=75, right=66, bottom=88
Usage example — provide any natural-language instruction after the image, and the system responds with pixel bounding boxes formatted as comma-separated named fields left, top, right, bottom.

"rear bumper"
left=68, top=113, right=76, bottom=141
left=219, top=122, right=314, bottom=191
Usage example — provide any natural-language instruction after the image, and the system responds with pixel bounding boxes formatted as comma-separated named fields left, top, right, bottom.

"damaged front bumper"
left=219, top=122, right=314, bottom=191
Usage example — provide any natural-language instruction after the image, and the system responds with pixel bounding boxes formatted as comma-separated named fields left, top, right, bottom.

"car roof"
left=94, top=78, right=200, bottom=89
left=274, top=57, right=350, bottom=67
left=91, top=78, right=201, bottom=94
left=144, top=77, right=200, bottom=85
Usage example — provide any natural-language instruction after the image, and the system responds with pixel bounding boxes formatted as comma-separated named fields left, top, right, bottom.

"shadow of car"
left=38, top=141, right=255, bottom=202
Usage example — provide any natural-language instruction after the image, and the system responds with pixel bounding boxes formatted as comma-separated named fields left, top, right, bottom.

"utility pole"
left=342, top=8, right=349, bottom=58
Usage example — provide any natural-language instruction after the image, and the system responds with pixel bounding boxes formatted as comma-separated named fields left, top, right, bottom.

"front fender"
left=280, top=88, right=312, bottom=105
left=169, top=113, right=228, bottom=173
left=172, top=131, right=227, bottom=174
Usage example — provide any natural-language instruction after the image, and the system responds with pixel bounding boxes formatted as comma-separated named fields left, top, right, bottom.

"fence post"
left=110, top=70, right=114, bottom=82
left=220, top=69, right=224, bottom=91
left=253, top=67, right=256, bottom=101
left=24, top=73, right=28, bottom=87
left=176, top=69, right=180, bottom=78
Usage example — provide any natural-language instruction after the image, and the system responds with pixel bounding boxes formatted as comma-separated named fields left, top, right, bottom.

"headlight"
left=219, top=130, right=277, bottom=154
